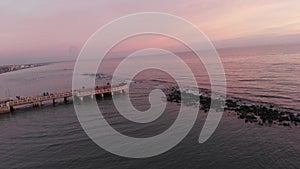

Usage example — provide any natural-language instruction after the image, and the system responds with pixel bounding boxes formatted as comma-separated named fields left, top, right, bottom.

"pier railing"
left=0, top=83, right=128, bottom=113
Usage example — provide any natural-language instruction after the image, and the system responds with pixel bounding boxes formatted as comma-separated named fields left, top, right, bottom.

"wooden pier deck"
left=0, top=83, right=128, bottom=114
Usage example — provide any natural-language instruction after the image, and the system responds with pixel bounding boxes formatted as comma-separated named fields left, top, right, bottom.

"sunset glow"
left=1, top=0, right=299, bottom=64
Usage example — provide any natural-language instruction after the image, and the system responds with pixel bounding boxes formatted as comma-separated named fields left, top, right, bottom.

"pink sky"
left=1, top=0, right=300, bottom=64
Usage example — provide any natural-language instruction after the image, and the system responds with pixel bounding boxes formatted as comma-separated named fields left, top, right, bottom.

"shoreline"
left=0, top=62, right=54, bottom=75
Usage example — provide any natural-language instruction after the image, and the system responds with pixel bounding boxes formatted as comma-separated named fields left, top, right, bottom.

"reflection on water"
left=0, top=45, right=299, bottom=168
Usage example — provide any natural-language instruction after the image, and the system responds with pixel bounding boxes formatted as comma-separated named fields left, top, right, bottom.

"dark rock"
left=163, top=86, right=298, bottom=128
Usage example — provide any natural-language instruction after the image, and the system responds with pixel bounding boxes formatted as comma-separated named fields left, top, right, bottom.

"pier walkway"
left=0, top=83, right=128, bottom=114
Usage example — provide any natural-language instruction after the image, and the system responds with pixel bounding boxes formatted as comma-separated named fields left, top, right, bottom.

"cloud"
left=0, top=0, right=299, bottom=63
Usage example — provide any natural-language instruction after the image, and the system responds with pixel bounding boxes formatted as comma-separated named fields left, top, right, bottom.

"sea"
left=0, top=44, right=299, bottom=169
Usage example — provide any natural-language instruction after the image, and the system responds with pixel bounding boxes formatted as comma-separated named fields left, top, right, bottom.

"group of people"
left=14, top=92, right=52, bottom=100
left=43, top=92, right=50, bottom=96
left=16, top=96, right=31, bottom=100
left=95, top=82, right=111, bottom=90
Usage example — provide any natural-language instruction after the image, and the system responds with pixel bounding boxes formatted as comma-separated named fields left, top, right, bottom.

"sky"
left=0, top=0, right=300, bottom=65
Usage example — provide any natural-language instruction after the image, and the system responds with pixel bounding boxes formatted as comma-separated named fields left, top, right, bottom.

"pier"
left=0, top=83, right=128, bottom=114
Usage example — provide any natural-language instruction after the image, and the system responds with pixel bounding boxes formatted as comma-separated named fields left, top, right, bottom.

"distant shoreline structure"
left=0, top=62, right=51, bottom=75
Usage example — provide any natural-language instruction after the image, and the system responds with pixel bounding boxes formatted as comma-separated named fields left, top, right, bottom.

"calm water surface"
left=0, top=45, right=299, bottom=169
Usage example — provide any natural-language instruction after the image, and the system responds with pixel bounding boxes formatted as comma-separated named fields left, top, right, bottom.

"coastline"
left=0, top=62, right=52, bottom=75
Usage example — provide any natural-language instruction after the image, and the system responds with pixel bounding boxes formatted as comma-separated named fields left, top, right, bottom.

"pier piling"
left=64, top=97, right=69, bottom=103
left=53, top=99, right=57, bottom=106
